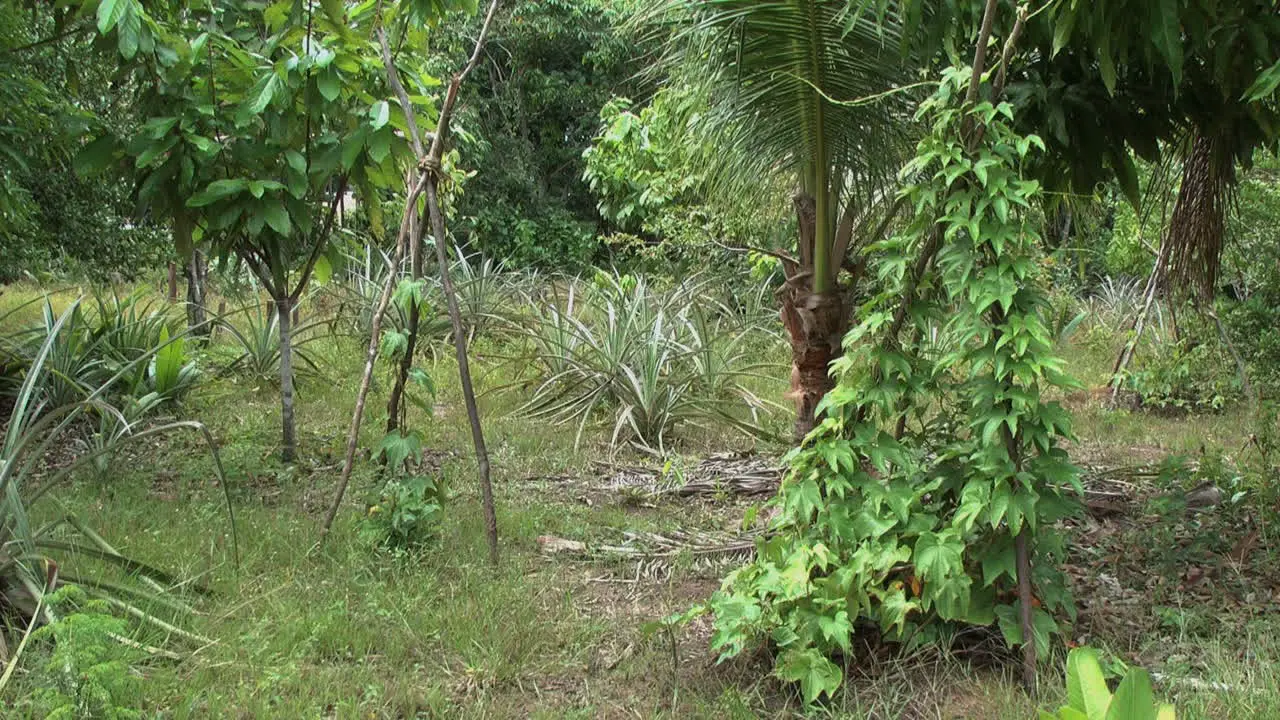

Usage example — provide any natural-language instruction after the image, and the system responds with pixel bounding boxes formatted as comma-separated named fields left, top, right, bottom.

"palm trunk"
left=277, top=294, right=296, bottom=463
left=783, top=193, right=846, bottom=439
left=783, top=289, right=845, bottom=439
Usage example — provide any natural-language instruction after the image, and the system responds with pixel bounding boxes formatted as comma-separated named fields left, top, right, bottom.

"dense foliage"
left=709, top=66, right=1081, bottom=703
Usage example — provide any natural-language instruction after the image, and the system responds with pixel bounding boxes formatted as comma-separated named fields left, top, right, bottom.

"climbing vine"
left=707, top=64, right=1082, bottom=703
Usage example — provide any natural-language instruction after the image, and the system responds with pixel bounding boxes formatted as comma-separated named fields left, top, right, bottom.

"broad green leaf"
left=313, top=254, right=332, bottom=285
left=263, top=202, right=291, bottom=236
left=1105, top=670, right=1158, bottom=720
left=117, top=0, right=141, bottom=59
left=1099, top=32, right=1117, bottom=95
left=913, top=532, right=962, bottom=582
left=317, top=70, right=341, bottom=102
left=97, top=0, right=126, bottom=33
left=188, top=179, right=248, bottom=207
left=75, top=136, right=120, bottom=176
left=1150, top=0, right=1183, bottom=86
left=370, top=101, right=390, bottom=130
left=249, top=73, right=282, bottom=114
left=980, top=539, right=1016, bottom=586
left=1245, top=59, right=1280, bottom=100
left=1051, top=9, right=1075, bottom=56
left=320, top=0, right=347, bottom=27
left=776, top=648, right=842, bottom=704
left=1067, top=647, right=1112, bottom=717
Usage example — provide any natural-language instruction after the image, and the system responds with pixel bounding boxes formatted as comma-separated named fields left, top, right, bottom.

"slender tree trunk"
left=1014, top=526, right=1037, bottom=697
left=167, top=261, right=178, bottom=301
left=277, top=294, right=296, bottom=464
left=387, top=202, right=426, bottom=434
left=184, top=250, right=209, bottom=338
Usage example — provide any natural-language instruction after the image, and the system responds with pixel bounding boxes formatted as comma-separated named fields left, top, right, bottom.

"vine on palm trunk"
left=708, top=66, right=1082, bottom=704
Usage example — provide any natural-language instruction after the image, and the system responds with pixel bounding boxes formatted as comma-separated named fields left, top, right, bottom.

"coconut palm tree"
left=655, top=0, right=917, bottom=438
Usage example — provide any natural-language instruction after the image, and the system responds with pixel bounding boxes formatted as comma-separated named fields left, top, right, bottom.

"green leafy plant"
left=0, top=299, right=236, bottom=652
left=27, top=586, right=143, bottom=720
left=707, top=66, right=1082, bottom=703
left=217, top=302, right=326, bottom=385
left=1126, top=339, right=1238, bottom=412
left=517, top=271, right=778, bottom=451
left=359, top=474, right=444, bottom=552
left=148, top=326, right=199, bottom=401
left=1040, top=647, right=1175, bottom=720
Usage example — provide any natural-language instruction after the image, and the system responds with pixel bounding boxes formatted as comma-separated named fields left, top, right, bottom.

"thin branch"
left=708, top=238, right=798, bottom=266
left=291, top=174, right=349, bottom=300
left=992, top=5, right=1028, bottom=99
left=379, top=26, right=425, bottom=157
left=0, top=23, right=89, bottom=56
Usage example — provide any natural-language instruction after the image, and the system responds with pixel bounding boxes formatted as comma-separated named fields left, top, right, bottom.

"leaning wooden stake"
left=319, top=175, right=423, bottom=540
left=416, top=0, right=502, bottom=565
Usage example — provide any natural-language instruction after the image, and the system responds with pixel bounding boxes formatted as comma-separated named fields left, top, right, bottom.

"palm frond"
left=650, top=0, right=917, bottom=213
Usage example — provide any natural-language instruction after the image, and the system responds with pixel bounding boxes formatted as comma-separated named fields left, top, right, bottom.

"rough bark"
left=277, top=295, right=296, bottom=464
left=167, top=261, right=178, bottom=301
left=782, top=288, right=845, bottom=439
left=782, top=193, right=847, bottom=439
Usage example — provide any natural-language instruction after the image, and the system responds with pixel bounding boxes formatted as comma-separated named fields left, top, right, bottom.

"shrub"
left=359, top=474, right=444, bottom=552
left=26, top=587, right=144, bottom=720
left=517, top=271, right=779, bottom=452
left=1126, top=338, right=1239, bottom=412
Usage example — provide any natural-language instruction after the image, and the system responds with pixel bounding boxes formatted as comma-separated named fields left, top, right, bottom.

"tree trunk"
left=167, top=261, right=178, bottom=301
left=1014, top=525, right=1037, bottom=696
left=387, top=204, right=426, bottom=434
left=783, top=289, right=845, bottom=439
left=277, top=295, right=296, bottom=464
left=183, top=250, right=209, bottom=338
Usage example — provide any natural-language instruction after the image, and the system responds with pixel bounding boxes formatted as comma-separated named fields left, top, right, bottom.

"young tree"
left=81, top=0, right=420, bottom=461
left=653, top=0, right=918, bottom=439
left=323, top=0, right=502, bottom=567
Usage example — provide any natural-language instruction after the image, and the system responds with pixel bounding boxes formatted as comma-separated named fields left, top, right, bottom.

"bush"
left=359, top=474, right=444, bottom=552
left=26, top=587, right=144, bottom=720
left=1126, top=337, right=1239, bottom=412
left=1223, top=294, right=1280, bottom=396
left=517, top=270, right=780, bottom=452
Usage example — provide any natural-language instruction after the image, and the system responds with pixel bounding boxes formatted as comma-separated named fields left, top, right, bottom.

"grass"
left=3, top=279, right=1279, bottom=718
